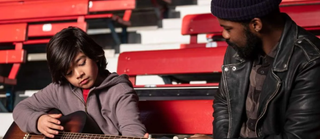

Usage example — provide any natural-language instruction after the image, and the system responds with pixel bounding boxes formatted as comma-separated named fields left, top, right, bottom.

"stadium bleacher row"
left=0, top=0, right=135, bottom=85
left=1, top=0, right=320, bottom=138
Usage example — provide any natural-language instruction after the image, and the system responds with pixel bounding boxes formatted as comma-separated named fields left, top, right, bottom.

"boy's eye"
left=79, top=60, right=86, bottom=66
left=65, top=71, right=72, bottom=76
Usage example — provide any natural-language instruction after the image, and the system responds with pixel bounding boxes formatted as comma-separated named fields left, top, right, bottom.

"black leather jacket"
left=213, top=14, right=320, bottom=139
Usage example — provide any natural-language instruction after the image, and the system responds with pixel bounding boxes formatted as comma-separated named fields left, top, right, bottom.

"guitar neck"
left=25, top=132, right=148, bottom=139
left=4, top=110, right=149, bottom=139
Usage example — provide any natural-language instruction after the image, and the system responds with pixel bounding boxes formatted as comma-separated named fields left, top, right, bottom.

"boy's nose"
left=75, top=70, right=84, bottom=79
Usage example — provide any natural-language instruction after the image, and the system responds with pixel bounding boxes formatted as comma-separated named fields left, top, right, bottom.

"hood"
left=94, top=72, right=133, bottom=91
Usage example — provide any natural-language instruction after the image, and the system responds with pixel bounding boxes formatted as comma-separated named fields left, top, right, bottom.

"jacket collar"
left=233, top=14, right=298, bottom=72
left=272, top=14, right=298, bottom=72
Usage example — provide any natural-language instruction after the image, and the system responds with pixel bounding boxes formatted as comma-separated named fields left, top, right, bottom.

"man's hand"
left=189, top=134, right=213, bottom=139
left=37, top=114, right=64, bottom=138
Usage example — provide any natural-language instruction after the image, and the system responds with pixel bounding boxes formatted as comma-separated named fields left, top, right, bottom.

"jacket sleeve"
left=259, top=59, right=320, bottom=139
left=213, top=46, right=234, bottom=139
left=12, top=83, right=59, bottom=134
left=213, top=75, right=230, bottom=139
left=112, top=83, right=146, bottom=137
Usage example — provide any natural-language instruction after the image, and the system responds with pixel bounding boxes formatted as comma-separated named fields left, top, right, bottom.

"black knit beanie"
left=211, top=0, right=282, bottom=21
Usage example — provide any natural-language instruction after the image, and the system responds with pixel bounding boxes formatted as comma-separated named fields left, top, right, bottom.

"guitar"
left=3, top=110, right=147, bottom=139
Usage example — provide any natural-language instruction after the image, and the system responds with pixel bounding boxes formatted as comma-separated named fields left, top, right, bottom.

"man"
left=208, top=0, right=320, bottom=139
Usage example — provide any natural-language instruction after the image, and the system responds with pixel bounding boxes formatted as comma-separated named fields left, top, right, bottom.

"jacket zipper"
left=254, top=71, right=281, bottom=137
left=85, top=87, right=96, bottom=112
left=70, top=86, right=88, bottom=113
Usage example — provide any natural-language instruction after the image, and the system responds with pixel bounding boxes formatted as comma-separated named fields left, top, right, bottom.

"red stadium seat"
left=117, top=46, right=225, bottom=87
left=118, top=46, right=221, bottom=136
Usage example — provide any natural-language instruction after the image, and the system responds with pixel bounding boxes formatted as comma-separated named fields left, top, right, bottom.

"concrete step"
left=0, top=113, right=13, bottom=137
left=138, top=28, right=207, bottom=44
left=106, top=54, right=119, bottom=73
left=87, top=26, right=158, bottom=35
left=162, top=18, right=181, bottom=29
left=136, top=75, right=166, bottom=85
left=197, top=0, right=211, bottom=5
left=27, top=49, right=116, bottom=62
left=175, top=5, right=211, bottom=18
left=120, top=43, right=181, bottom=53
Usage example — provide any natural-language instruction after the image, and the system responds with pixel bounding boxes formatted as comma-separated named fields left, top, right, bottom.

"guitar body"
left=3, top=111, right=103, bottom=139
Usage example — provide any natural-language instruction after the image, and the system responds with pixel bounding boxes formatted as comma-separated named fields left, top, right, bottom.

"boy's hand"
left=144, top=133, right=149, bottom=138
left=37, top=114, right=64, bottom=138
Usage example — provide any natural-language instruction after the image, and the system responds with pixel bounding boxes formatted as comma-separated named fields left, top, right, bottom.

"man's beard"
left=226, top=29, right=263, bottom=61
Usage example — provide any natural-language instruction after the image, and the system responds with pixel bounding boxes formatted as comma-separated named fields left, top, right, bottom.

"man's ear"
left=250, top=18, right=262, bottom=33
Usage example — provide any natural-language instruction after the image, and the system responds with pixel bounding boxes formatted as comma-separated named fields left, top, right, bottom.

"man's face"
left=218, top=18, right=263, bottom=60
left=64, top=52, right=99, bottom=89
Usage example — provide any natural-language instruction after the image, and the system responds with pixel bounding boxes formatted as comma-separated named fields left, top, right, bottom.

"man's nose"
left=222, top=29, right=230, bottom=40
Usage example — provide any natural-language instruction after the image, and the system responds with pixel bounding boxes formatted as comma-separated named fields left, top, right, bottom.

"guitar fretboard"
left=25, top=132, right=148, bottom=139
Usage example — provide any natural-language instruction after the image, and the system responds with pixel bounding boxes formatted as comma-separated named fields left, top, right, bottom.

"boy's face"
left=64, top=52, right=99, bottom=89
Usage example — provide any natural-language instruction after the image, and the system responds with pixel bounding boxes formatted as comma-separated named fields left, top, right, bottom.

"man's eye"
left=225, top=28, right=231, bottom=32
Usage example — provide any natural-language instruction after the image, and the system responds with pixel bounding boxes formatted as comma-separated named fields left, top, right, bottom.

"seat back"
left=117, top=47, right=226, bottom=86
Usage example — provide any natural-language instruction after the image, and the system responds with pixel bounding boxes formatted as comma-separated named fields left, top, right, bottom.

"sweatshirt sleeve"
left=113, top=83, right=147, bottom=137
left=12, top=83, right=60, bottom=134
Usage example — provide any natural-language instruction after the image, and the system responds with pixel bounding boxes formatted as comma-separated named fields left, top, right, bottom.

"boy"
left=13, top=27, right=147, bottom=138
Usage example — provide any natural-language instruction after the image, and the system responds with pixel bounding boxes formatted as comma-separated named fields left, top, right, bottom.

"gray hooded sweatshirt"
left=13, top=72, right=146, bottom=137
